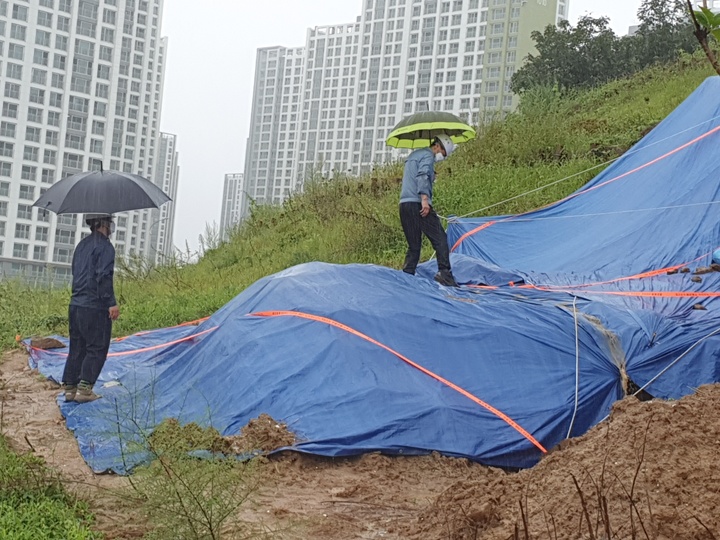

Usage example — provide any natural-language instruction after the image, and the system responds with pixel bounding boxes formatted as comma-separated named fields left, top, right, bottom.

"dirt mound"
left=403, top=385, right=720, bottom=539
left=29, top=337, right=66, bottom=349
left=225, top=413, right=296, bottom=454
left=148, top=413, right=296, bottom=456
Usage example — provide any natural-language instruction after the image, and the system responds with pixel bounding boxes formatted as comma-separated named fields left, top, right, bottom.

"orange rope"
left=247, top=310, right=547, bottom=454
left=28, top=327, right=217, bottom=357
left=114, top=317, right=210, bottom=342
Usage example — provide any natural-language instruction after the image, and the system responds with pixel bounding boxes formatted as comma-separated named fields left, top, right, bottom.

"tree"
left=686, top=0, right=720, bottom=75
left=510, top=1, right=702, bottom=96
left=635, top=0, right=697, bottom=65
left=511, top=17, right=629, bottom=94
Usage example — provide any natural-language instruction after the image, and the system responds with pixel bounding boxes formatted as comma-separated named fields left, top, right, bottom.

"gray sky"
left=159, top=0, right=642, bottom=253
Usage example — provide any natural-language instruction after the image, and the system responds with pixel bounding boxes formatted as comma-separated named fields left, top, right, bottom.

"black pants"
left=62, top=305, right=112, bottom=386
left=399, top=202, right=452, bottom=275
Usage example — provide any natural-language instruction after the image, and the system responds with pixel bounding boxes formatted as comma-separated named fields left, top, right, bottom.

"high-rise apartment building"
left=219, top=172, right=248, bottom=240
left=242, top=0, right=566, bottom=220
left=244, top=46, right=305, bottom=207
left=0, top=0, right=171, bottom=282
left=149, top=131, right=178, bottom=262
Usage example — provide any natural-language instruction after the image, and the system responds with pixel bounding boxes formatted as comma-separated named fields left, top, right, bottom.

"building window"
left=42, top=152, right=55, bottom=167
left=10, top=24, right=27, bottom=41
left=16, top=204, right=33, bottom=220
left=41, top=169, right=55, bottom=184
left=27, top=108, right=43, bottom=124
left=55, top=35, right=68, bottom=51
left=5, top=63, right=23, bottom=80
left=45, top=130, right=59, bottom=146
left=33, top=49, right=49, bottom=66
left=4, top=82, right=20, bottom=99
left=53, top=247, right=73, bottom=263
left=29, top=88, right=46, bottom=104
left=15, top=223, right=31, bottom=239
left=35, top=30, right=51, bottom=46
left=13, top=243, right=29, bottom=259
left=57, top=16, right=70, bottom=32
left=21, top=166, right=37, bottom=181
left=0, top=122, right=16, bottom=138
left=25, top=127, right=41, bottom=143
left=23, top=146, right=39, bottom=162
left=12, top=5, right=29, bottom=22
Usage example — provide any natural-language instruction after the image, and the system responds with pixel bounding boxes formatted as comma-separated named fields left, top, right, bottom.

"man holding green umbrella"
left=399, top=134, right=459, bottom=287
left=388, top=111, right=475, bottom=287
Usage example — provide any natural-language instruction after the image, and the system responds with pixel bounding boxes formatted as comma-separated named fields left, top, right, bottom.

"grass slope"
left=0, top=56, right=715, bottom=352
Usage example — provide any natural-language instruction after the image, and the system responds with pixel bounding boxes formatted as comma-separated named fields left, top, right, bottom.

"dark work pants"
left=62, top=305, right=112, bottom=386
left=399, top=202, right=452, bottom=275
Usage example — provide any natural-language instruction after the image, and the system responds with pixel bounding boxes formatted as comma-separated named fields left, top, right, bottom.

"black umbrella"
left=33, top=169, right=171, bottom=215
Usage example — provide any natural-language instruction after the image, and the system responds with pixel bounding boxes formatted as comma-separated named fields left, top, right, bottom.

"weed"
left=124, top=419, right=268, bottom=540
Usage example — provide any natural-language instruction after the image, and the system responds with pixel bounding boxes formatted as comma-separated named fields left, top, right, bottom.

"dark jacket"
left=70, top=231, right=117, bottom=309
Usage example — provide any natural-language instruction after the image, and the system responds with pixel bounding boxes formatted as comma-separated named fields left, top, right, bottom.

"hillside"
left=0, top=57, right=715, bottom=350
left=2, top=54, right=720, bottom=540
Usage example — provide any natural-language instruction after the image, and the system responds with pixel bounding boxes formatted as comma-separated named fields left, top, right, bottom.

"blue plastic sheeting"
left=31, top=263, right=627, bottom=473
left=29, top=77, right=720, bottom=473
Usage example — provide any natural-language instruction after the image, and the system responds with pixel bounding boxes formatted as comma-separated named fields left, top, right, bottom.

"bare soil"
left=2, top=349, right=719, bottom=539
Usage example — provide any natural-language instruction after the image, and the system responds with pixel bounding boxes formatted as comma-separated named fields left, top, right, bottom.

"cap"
left=84, top=213, right=114, bottom=226
left=435, top=134, right=456, bottom=157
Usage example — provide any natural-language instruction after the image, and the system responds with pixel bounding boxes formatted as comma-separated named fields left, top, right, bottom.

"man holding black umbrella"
left=399, top=134, right=459, bottom=287
left=62, top=214, right=120, bottom=403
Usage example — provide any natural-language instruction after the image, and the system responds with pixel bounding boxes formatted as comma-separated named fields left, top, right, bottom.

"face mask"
left=101, top=221, right=115, bottom=235
left=435, top=153, right=445, bottom=162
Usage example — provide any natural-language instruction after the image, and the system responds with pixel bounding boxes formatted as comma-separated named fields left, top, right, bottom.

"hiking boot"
left=434, top=271, right=459, bottom=287
left=63, top=385, right=77, bottom=402
left=74, top=382, right=101, bottom=403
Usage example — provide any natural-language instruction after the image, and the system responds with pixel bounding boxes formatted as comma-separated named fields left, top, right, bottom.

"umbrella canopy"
left=386, top=111, right=476, bottom=149
left=33, top=170, right=171, bottom=215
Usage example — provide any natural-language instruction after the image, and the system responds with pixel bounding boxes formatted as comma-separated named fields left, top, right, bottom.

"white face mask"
left=435, top=153, right=445, bottom=162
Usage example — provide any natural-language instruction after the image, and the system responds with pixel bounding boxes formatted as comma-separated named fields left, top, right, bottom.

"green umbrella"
left=386, top=111, right=476, bottom=149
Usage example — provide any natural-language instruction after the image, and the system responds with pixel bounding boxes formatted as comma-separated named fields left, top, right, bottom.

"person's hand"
left=108, top=305, right=120, bottom=321
left=420, top=199, right=431, bottom=217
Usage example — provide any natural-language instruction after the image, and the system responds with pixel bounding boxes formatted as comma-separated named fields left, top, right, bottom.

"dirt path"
left=2, top=349, right=720, bottom=539
left=0, top=350, right=146, bottom=539
left=0, top=349, right=502, bottom=539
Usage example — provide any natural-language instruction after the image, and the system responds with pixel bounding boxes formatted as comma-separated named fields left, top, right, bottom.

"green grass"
left=0, top=435, right=100, bottom=539
left=0, top=55, right=715, bottom=352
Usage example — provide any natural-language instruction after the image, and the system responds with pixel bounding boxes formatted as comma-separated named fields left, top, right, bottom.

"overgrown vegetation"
left=0, top=434, right=100, bottom=539
left=0, top=56, right=715, bottom=352
left=125, top=420, right=268, bottom=540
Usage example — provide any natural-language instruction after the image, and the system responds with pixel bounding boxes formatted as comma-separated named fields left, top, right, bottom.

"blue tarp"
left=29, top=77, right=720, bottom=473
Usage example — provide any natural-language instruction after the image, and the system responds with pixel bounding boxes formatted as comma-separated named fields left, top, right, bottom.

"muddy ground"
left=1, top=349, right=718, bottom=539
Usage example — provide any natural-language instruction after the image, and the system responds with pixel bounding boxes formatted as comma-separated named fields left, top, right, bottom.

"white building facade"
left=0, top=0, right=169, bottom=282
left=219, top=172, right=247, bottom=241
left=243, top=46, right=305, bottom=207
left=241, top=0, right=566, bottom=219
left=149, top=131, right=178, bottom=262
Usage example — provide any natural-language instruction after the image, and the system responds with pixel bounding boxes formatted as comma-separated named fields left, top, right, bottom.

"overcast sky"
left=159, top=0, right=642, bottom=253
